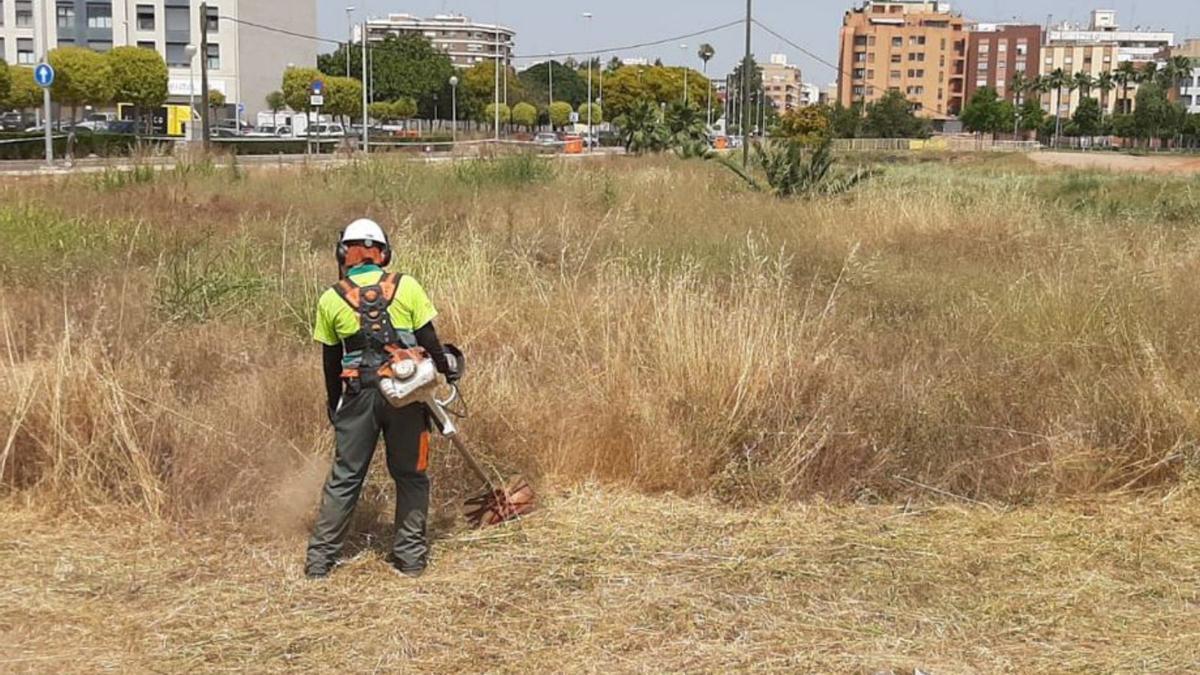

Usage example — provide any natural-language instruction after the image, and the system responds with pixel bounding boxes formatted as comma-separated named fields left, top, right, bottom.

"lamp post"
left=449, top=75, right=459, bottom=143
left=680, top=43, right=689, bottom=105
left=583, top=12, right=593, bottom=152
left=345, top=6, right=356, bottom=78
left=548, top=51, right=554, bottom=105
left=184, top=44, right=198, bottom=141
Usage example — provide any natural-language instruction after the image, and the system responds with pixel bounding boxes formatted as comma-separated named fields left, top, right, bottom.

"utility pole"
left=741, top=0, right=752, bottom=167
left=493, top=25, right=500, bottom=141
left=345, top=6, right=356, bottom=78
left=199, top=2, right=211, bottom=149
left=361, top=20, right=368, bottom=155
left=39, top=0, right=52, bottom=166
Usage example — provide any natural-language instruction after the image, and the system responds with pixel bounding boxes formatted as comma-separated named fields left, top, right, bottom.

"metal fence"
left=831, top=138, right=1041, bottom=153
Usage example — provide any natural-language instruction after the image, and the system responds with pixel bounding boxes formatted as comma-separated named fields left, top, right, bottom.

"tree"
left=1095, top=71, right=1115, bottom=112
left=265, top=90, right=285, bottom=114
left=208, top=89, right=226, bottom=109
left=828, top=102, right=863, bottom=138
left=961, top=86, right=1005, bottom=137
left=1133, top=82, right=1185, bottom=145
left=518, top=61, right=587, bottom=107
left=1045, top=67, right=1069, bottom=142
left=369, top=98, right=416, bottom=124
left=463, top=61, right=525, bottom=122
left=777, top=105, right=830, bottom=145
left=616, top=99, right=666, bottom=154
left=48, top=46, right=115, bottom=123
left=603, top=65, right=716, bottom=123
left=0, top=59, right=10, bottom=107
left=548, top=101, right=573, bottom=130
left=1070, top=97, right=1102, bottom=137
left=484, top=102, right=511, bottom=125
left=107, top=46, right=167, bottom=110
left=1115, top=61, right=1138, bottom=114
left=718, top=138, right=873, bottom=199
left=1019, top=96, right=1045, bottom=133
left=578, top=102, right=602, bottom=125
left=1072, top=71, right=1095, bottom=100
left=282, top=66, right=325, bottom=112
left=324, top=76, right=362, bottom=122
left=863, top=90, right=928, bottom=138
left=606, top=57, right=623, bottom=72
left=5, top=65, right=39, bottom=112
left=512, top=101, right=538, bottom=130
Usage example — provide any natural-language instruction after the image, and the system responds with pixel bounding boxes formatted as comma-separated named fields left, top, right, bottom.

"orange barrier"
left=714, top=136, right=728, bottom=150
left=563, top=136, right=583, bottom=154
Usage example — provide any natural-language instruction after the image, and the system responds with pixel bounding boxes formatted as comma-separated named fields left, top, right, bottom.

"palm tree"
left=1115, top=61, right=1138, bottom=114
left=1095, top=71, right=1115, bottom=113
left=1010, top=71, right=1030, bottom=137
left=1072, top=71, right=1095, bottom=100
left=1046, top=68, right=1069, bottom=143
left=1168, top=55, right=1194, bottom=99
left=697, top=43, right=716, bottom=128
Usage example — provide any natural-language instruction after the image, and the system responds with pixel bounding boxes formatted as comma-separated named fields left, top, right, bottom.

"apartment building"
left=761, top=53, right=803, bottom=112
left=0, top=1, right=316, bottom=119
left=1173, top=39, right=1200, bottom=113
left=837, top=0, right=968, bottom=118
left=356, top=14, right=514, bottom=69
left=1041, top=10, right=1173, bottom=117
left=965, top=23, right=1041, bottom=103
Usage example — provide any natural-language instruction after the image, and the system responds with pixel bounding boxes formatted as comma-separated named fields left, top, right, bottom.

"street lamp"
left=449, top=75, right=459, bottom=143
left=548, top=50, right=554, bottom=105
left=583, top=12, right=593, bottom=151
left=184, top=44, right=198, bottom=140
left=680, top=43, right=689, bottom=105
left=345, top=7, right=356, bottom=78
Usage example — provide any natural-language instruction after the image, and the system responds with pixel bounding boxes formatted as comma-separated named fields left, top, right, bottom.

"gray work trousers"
left=306, top=388, right=431, bottom=573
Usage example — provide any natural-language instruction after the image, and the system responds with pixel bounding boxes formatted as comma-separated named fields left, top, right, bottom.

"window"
left=908, top=69, right=925, bottom=78
left=165, top=7, right=189, bottom=32
left=206, top=44, right=220, bottom=69
left=852, top=86, right=864, bottom=96
left=910, top=36, right=926, bottom=46
left=892, top=37, right=902, bottom=48
left=57, top=3, right=75, bottom=28
left=854, top=36, right=868, bottom=47
left=1016, top=40, right=1028, bottom=56
left=978, top=43, right=989, bottom=54
left=165, top=42, right=190, bottom=67
left=89, top=40, right=112, bottom=52
left=998, top=40, right=1008, bottom=52
left=16, top=0, right=32, bottom=27
left=891, top=54, right=902, bottom=63
left=137, top=5, right=155, bottom=31
left=890, top=70, right=901, bottom=80
left=854, top=52, right=866, bottom=63
left=17, top=38, right=34, bottom=64
left=87, top=3, right=112, bottom=29
left=908, top=52, right=925, bottom=62
left=205, top=5, right=219, bottom=33
left=137, top=40, right=156, bottom=50
left=868, top=36, right=876, bottom=47
left=0, top=1, right=4, bottom=27
left=853, top=68, right=866, bottom=79
left=866, top=69, right=875, bottom=80
left=906, top=86, right=925, bottom=95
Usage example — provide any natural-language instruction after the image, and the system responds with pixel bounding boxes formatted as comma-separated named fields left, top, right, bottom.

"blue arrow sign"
left=34, top=63, right=55, bottom=88
left=311, top=79, right=324, bottom=94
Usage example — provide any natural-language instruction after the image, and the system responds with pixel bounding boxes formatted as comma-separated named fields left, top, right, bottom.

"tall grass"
left=2, top=154, right=1199, bottom=519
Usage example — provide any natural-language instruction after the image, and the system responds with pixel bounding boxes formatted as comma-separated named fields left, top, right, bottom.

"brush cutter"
left=378, top=345, right=535, bottom=528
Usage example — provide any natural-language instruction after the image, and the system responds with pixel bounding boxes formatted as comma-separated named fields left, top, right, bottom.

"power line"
left=218, top=15, right=341, bottom=46
left=752, top=18, right=849, bottom=80
left=513, top=19, right=745, bottom=60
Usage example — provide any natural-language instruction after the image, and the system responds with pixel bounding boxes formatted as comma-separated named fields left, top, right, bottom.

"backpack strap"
left=333, top=277, right=362, bottom=310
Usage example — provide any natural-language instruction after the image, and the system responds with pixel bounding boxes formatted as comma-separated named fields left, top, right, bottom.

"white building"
left=355, top=13, right=514, bottom=69
left=1175, top=39, right=1200, bottom=113
left=1047, top=10, right=1174, bottom=65
left=0, top=1, right=316, bottom=119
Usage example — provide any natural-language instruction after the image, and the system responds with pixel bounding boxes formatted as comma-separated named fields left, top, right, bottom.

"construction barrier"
left=563, top=136, right=584, bottom=154
left=831, top=138, right=1041, bottom=153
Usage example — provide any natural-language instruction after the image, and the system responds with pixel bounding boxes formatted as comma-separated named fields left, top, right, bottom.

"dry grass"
left=2, top=487, right=1199, bottom=673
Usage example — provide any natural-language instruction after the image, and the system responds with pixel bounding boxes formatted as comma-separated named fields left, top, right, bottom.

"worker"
left=305, top=219, right=457, bottom=579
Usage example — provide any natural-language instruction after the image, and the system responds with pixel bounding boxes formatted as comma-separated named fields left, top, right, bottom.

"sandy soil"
left=1031, top=151, right=1200, bottom=174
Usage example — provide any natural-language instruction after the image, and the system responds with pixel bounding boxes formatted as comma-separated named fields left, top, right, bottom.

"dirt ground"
left=2, top=488, right=1198, bottom=673
left=1030, top=151, right=1200, bottom=174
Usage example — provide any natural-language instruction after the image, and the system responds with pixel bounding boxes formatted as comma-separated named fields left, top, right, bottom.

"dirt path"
left=2, top=489, right=1199, bottom=673
left=1031, top=151, right=1200, bottom=174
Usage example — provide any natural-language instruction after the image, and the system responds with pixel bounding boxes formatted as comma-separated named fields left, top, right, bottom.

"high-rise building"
left=965, top=24, right=1042, bottom=103
left=837, top=0, right=968, bottom=118
left=761, top=53, right=804, bottom=112
left=1041, top=10, right=1174, bottom=117
left=0, top=1, right=316, bottom=119
left=1172, top=39, right=1200, bottom=114
left=355, top=14, right=514, bottom=69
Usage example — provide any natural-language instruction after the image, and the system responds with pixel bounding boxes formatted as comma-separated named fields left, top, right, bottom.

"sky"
left=317, top=1, right=1196, bottom=86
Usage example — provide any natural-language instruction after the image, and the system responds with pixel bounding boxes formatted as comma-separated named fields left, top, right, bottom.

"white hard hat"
left=341, top=218, right=389, bottom=247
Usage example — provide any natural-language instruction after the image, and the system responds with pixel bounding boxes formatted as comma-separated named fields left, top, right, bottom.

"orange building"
left=837, top=0, right=967, bottom=118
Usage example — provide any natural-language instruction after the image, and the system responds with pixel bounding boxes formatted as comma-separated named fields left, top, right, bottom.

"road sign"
left=311, top=79, right=325, bottom=95
left=34, top=63, right=55, bottom=88
left=569, top=111, right=580, bottom=123
left=237, top=103, right=245, bottom=114
left=310, top=94, right=325, bottom=107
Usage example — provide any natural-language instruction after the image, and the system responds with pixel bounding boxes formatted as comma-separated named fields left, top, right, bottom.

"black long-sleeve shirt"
left=322, top=322, right=452, bottom=413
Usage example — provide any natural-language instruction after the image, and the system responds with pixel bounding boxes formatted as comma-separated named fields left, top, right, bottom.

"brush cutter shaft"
left=422, top=386, right=494, bottom=489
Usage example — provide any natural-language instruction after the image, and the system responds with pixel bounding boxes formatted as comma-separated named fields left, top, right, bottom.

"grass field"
left=2, top=151, right=1200, bottom=671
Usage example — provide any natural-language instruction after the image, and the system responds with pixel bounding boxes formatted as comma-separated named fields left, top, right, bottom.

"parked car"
left=246, top=125, right=293, bottom=138
left=308, top=123, right=347, bottom=137
left=105, top=120, right=138, bottom=135
left=533, top=132, right=560, bottom=147
left=1, top=111, right=27, bottom=131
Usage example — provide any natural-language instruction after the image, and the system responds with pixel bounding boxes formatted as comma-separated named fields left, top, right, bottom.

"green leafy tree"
left=369, top=98, right=417, bottom=124
left=518, top=61, right=587, bottom=107
left=324, top=76, right=362, bottom=122
left=107, top=46, right=167, bottom=110
left=616, top=99, right=667, bottom=154
left=1114, top=61, right=1138, bottom=114
left=265, top=90, right=285, bottom=114
left=863, top=90, right=929, bottom=138
left=5, top=65, right=39, bottom=111
left=208, top=89, right=226, bottom=109
left=548, top=101, right=573, bottom=130
left=484, top=102, right=511, bottom=125
left=1070, top=97, right=1102, bottom=137
left=777, top=105, right=831, bottom=145
left=663, top=101, right=706, bottom=147
left=48, top=46, right=115, bottom=123
left=828, top=102, right=863, bottom=138
left=578, top=102, right=603, bottom=125
left=1133, top=82, right=1185, bottom=145
left=0, top=59, right=10, bottom=106
left=961, top=86, right=1004, bottom=137
left=604, top=65, right=716, bottom=123
left=512, top=101, right=538, bottom=130
left=282, top=66, right=325, bottom=112
left=1044, top=67, right=1069, bottom=140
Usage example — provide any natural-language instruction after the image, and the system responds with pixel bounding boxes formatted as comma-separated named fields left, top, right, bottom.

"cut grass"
left=1, top=488, right=1198, bottom=673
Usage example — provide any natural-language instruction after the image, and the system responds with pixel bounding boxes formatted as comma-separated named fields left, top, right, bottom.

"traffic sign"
left=237, top=103, right=245, bottom=114
left=310, top=94, right=325, bottom=107
left=34, top=63, right=55, bottom=88
left=569, top=111, right=580, bottom=123
left=311, top=79, right=325, bottom=95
